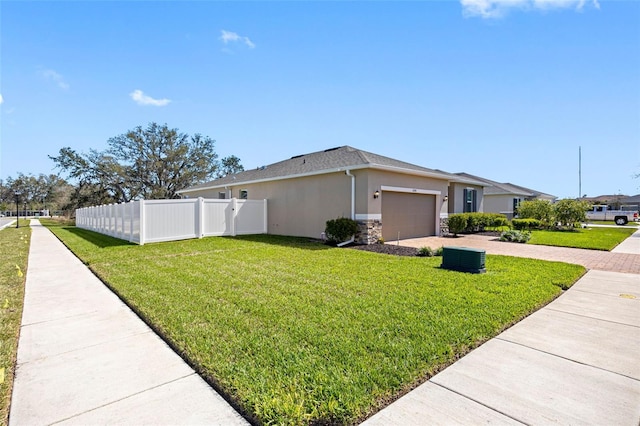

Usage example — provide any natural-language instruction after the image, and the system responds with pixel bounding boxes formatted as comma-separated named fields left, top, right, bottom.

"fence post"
left=231, top=198, right=237, bottom=236
left=197, top=197, right=204, bottom=238
left=128, top=201, right=134, bottom=242
left=263, top=199, right=268, bottom=233
left=139, top=200, right=146, bottom=245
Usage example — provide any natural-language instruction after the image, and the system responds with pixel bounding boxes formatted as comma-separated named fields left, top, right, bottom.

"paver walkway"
left=363, top=228, right=640, bottom=424
left=9, top=220, right=248, bottom=425
left=396, top=228, right=640, bottom=273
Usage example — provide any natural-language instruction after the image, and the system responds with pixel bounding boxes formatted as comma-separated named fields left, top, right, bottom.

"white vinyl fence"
left=76, top=198, right=267, bottom=245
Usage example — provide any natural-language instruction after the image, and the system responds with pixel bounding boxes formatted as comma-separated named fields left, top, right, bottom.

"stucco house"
left=179, top=146, right=483, bottom=244
left=455, top=172, right=556, bottom=219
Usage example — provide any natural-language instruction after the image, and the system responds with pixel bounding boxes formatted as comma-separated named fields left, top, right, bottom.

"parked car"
left=586, top=205, right=639, bottom=225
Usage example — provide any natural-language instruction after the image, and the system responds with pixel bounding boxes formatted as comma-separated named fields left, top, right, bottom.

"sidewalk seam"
left=17, top=330, right=154, bottom=366
left=48, top=372, right=199, bottom=425
left=494, top=337, right=640, bottom=382
left=429, top=382, right=529, bottom=425
left=544, top=306, right=640, bottom=329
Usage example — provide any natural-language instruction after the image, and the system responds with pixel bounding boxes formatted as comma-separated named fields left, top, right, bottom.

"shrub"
left=417, top=246, right=434, bottom=257
left=325, top=217, right=358, bottom=244
left=434, top=246, right=444, bottom=256
left=488, top=214, right=509, bottom=228
left=512, top=218, right=542, bottom=230
left=499, top=230, right=531, bottom=243
left=448, top=213, right=509, bottom=234
left=553, top=199, right=590, bottom=229
left=447, top=214, right=468, bottom=235
left=517, top=200, right=554, bottom=227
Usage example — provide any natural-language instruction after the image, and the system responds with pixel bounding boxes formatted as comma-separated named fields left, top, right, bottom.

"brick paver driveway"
left=395, top=232, right=640, bottom=274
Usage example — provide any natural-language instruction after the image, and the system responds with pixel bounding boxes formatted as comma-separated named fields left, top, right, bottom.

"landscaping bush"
left=516, top=200, right=554, bottom=227
left=447, top=214, right=468, bottom=235
left=488, top=214, right=509, bottom=228
left=448, top=212, right=509, bottom=234
left=325, top=217, right=358, bottom=244
left=417, top=246, right=434, bottom=257
left=500, top=229, right=531, bottom=243
left=553, top=199, right=590, bottom=229
left=512, top=218, right=542, bottom=230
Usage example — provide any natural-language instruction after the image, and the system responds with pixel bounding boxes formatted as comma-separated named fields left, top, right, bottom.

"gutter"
left=345, top=169, right=355, bottom=220
left=336, top=169, right=356, bottom=247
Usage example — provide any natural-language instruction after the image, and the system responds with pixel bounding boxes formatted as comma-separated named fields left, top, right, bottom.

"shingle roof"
left=180, top=146, right=471, bottom=193
left=455, top=172, right=556, bottom=199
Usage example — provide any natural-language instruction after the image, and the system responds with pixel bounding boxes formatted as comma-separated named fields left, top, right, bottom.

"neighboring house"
left=581, top=194, right=638, bottom=211
left=455, top=173, right=556, bottom=220
left=620, top=194, right=640, bottom=212
left=178, top=146, right=483, bottom=244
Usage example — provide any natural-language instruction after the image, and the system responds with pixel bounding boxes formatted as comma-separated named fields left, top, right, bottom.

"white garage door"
left=382, top=192, right=436, bottom=241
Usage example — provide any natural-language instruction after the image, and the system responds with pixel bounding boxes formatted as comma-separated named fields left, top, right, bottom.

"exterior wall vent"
left=441, top=247, right=486, bottom=274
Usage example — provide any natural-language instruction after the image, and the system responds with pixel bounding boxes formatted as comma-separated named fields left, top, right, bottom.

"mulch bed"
left=347, top=244, right=419, bottom=257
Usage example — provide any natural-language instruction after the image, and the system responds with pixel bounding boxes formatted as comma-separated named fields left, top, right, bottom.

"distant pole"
left=578, top=146, right=582, bottom=199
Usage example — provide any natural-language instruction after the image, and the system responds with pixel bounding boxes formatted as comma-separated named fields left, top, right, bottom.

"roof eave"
left=178, top=163, right=458, bottom=194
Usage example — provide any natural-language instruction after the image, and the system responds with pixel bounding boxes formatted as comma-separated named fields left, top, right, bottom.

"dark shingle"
left=182, top=146, right=457, bottom=192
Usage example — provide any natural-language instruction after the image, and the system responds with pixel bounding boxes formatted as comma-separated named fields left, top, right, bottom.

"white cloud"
left=461, top=0, right=600, bottom=18
left=129, top=89, right=171, bottom=107
left=40, top=69, right=70, bottom=90
left=220, top=30, right=255, bottom=49
left=0, top=93, right=3, bottom=104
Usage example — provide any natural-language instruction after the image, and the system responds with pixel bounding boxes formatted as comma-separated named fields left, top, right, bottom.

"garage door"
left=382, top=192, right=436, bottom=241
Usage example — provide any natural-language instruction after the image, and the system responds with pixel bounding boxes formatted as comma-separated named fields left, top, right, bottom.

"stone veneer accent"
left=356, top=219, right=383, bottom=245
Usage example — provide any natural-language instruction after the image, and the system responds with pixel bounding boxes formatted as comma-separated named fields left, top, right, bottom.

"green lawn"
left=43, top=221, right=585, bottom=425
left=529, top=226, right=636, bottom=251
left=585, top=220, right=639, bottom=226
left=0, top=222, right=31, bottom=426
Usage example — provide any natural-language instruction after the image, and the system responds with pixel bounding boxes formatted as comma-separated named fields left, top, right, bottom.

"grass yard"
left=43, top=221, right=584, bottom=425
left=529, top=226, right=636, bottom=251
left=0, top=222, right=31, bottom=426
left=585, top=220, right=639, bottom=227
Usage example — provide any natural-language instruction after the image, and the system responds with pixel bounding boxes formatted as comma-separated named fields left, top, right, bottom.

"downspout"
left=337, top=170, right=356, bottom=247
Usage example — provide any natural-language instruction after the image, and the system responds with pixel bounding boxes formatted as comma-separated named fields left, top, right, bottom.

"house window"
left=218, top=192, right=226, bottom=199
left=463, top=188, right=477, bottom=213
left=513, top=198, right=522, bottom=214
left=240, top=190, right=248, bottom=200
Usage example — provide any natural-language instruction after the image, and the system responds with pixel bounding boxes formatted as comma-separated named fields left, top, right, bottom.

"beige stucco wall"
left=184, top=172, right=353, bottom=239
left=484, top=194, right=517, bottom=217
left=184, top=168, right=451, bottom=240
left=447, top=183, right=484, bottom=214
left=358, top=169, right=449, bottom=216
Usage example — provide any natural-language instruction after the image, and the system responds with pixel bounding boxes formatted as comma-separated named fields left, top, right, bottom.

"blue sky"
left=1, top=0, right=639, bottom=198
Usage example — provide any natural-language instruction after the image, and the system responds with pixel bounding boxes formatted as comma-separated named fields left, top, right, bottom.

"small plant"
left=434, top=246, right=444, bottom=256
left=325, top=217, right=358, bottom=244
left=500, top=229, right=531, bottom=243
left=417, top=246, right=434, bottom=257
left=377, top=237, right=385, bottom=244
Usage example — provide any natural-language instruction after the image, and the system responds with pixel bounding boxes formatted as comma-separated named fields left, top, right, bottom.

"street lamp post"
left=15, top=191, right=21, bottom=229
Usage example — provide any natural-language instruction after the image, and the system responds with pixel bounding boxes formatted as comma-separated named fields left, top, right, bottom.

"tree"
left=516, top=199, right=554, bottom=227
left=51, top=122, right=230, bottom=204
left=0, top=173, right=73, bottom=214
left=217, top=155, right=244, bottom=178
left=553, top=199, right=590, bottom=228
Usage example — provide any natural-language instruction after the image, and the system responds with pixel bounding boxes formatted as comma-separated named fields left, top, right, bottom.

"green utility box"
left=441, top=246, right=486, bottom=274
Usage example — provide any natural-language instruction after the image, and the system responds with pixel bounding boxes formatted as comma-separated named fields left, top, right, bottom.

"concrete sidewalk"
left=9, top=220, right=248, bottom=425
